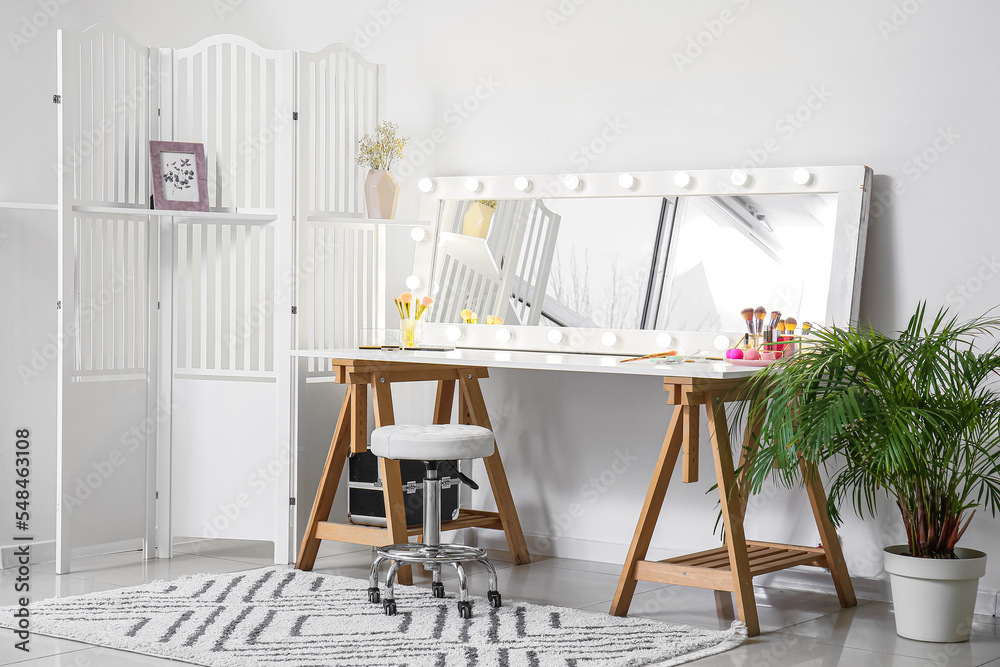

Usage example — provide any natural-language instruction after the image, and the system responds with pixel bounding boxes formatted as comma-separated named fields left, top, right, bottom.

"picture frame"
left=149, top=140, right=209, bottom=212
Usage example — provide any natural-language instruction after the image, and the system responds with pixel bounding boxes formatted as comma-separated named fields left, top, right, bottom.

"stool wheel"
left=383, top=599, right=397, bottom=616
left=367, top=587, right=381, bottom=604
left=457, top=600, right=473, bottom=619
left=488, top=590, right=502, bottom=608
left=431, top=581, right=445, bottom=598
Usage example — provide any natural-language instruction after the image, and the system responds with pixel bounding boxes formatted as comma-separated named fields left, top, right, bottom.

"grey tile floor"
left=2, top=539, right=998, bottom=666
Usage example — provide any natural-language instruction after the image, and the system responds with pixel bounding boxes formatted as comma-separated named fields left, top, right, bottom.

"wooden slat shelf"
left=641, top=542, right=829, bottom=586
left=313, top=509, right=504, bottom=547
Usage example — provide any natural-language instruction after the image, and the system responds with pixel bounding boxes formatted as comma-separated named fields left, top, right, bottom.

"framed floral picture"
left=149, top=141, right=209, bottom=211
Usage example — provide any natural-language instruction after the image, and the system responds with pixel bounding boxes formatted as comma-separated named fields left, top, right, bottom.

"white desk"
left=293, top=347, right=854, bottom=636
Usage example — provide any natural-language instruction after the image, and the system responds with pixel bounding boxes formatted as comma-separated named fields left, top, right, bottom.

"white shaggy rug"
left=2, top=566, right=746, bottom=666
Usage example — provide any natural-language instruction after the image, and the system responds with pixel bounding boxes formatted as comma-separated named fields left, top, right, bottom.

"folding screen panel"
left=56, top=26, right=159, bottom=573
left=164, top=36, right=295, bottom=562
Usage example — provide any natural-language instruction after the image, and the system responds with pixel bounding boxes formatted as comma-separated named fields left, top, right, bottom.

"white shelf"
left=0, top=201, right=58, bottom=211
left=305, top=214, right=429, bottom=226
left=71, top=205, right=277, bottom=222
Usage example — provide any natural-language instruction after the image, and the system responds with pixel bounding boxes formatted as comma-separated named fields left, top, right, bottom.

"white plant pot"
left=883, top=545, right=987, bottom=642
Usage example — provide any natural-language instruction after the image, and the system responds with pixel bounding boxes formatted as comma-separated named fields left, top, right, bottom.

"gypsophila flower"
left=356, top=121, right=408, bottom=171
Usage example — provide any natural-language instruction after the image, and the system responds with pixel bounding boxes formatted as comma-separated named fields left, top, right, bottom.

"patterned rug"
left=1, top=566, right=746, bottom=666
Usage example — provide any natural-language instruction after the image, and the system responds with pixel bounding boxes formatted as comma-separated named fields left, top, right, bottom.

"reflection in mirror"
left=427, top=193, right=840, bottom=333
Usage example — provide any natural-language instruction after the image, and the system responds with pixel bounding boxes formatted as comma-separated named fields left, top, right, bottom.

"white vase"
left=364, top=169, right=399, bottom=219
left=462, top=202, right=496, bottom=239
left=883, top=545, right=987, bottom=642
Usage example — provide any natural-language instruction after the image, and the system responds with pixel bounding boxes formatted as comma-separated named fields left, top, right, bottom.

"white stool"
left=367, top=424, right=501, bottom=618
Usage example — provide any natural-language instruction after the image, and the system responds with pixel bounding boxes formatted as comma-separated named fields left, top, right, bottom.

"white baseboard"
left=0, top=538, right=145, bottom=569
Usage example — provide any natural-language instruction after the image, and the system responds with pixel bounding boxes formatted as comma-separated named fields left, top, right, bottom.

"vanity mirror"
left=411, top=166, right=872, bottom=354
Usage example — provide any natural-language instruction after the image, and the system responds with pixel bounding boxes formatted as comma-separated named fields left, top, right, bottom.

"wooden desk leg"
left=433, top=379, right=455, bottom=424
left=458, top=373, right=531, bottom=565
left=801, top=459, right=857, bottom=608
left=610, top=407, right=684, bottom=616
left=715, top=396, right=764, bottom=614
left=296, top=387, right=353, bottom=571
left=371, top=373, right=413, bottom=585
left=706, top=392, right=760, bottom=636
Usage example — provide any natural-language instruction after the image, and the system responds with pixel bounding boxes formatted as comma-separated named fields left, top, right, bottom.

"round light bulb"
left=713, top=335, right=732, bottom=351
left=546, top=329, right=564, bottom=344
left=601, top=331, right=618, bottom=347
left=417, top=178, right=435, bottom=193
left=445, top=326, right=462, bottom=342
left=563, top=174, right=582, bottom=191
left=410, top=227, right=427, bottom=242
left=495, top=328, right=512, bottom=344
left=464, top=177, right=482, bottom=193
left=730, top=170, right=750, bottom=187
left=513, top=176, right=532, bottom=192
left=793, top=168, right=812, bottom=185
left=656, top=333, right=673, bottom=348
left=618, top=173, right=636, bottom=189
left=405, top=275, right=421, bottom=290
left=673, top=172, right=692, bottom=188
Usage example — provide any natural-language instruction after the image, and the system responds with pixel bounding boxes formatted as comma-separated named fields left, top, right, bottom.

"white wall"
left=3, top=0, right=999, bottom=612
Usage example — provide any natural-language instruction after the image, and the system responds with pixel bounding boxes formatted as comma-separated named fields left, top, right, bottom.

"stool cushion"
left=371, top=424, right=495, bottom=461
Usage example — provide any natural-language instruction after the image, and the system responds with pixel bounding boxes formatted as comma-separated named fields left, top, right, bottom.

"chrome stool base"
left=369, top=542, right=501, bottom=618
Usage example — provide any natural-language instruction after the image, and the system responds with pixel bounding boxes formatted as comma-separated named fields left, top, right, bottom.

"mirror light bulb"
left=731, top=170, right=750, bottom=187
left=417, top=178, right=435, bottom=193
left=405, top=275, right=421, bottom=290
left=547, top=329, right=564, bottom=344
left=618, top=173, right=636, bottom=189
left=601, top=331, right=618, bottom=347
left=673, top=172, right=691, bottom=188
left=656, top=333, right=673, bottom=348
left=445, top=326, right=462, bottom=342
left=410, top=227, right=427, bottom=242
left=464, top=177, right=482, bottom=193
left=793, top=168, right=812, bottom=185
left=714, top=335, right=732, bottom=351
left=563, top=175, right=582, bottom=191
left=495, top=328, right=512, bottom=344
left=513, top=176, right=532, bottom=192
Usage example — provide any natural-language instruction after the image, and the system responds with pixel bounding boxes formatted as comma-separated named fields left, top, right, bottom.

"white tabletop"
left=292, top=347, right=760, bottom=379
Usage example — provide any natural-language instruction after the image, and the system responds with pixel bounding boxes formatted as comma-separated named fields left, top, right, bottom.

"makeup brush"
left=802, top=321, right=812, bottom=336
left=400, top=292, right=413, bottom=319
left=740, top=308, right=755, bottom=336
left=754, top=306, right=766, bottom=335
left=785, top=317, right=797, bottom=336
left=769, top=310, right=781, bottom=330
left=777, top=319, right=787, bottom=335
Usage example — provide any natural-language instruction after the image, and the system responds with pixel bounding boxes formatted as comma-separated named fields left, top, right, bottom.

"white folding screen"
left=296, top=46, right=386, bottom=363
left=162, top=36, right=295, bottom=563
left=55, top=26, right=387, bottom=570
left=56, top=25, right=159, bottom=574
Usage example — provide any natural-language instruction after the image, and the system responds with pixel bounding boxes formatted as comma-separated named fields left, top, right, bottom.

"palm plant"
left=736, top=304, right=1000, bottom=559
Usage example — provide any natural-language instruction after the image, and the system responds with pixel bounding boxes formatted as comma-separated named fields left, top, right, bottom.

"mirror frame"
left=413, top=165, right=873, bottom=355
